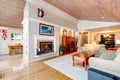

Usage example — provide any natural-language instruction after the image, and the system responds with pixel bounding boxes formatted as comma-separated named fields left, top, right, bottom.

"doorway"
left=0, top=27, right=23, bottom=61
left=80, top=32, right=88, bottom=46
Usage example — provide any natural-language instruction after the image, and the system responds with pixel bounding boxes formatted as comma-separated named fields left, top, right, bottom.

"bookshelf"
left=62, top=30, right=77, bottom=53
left=99, top=34, right=115, bottom=48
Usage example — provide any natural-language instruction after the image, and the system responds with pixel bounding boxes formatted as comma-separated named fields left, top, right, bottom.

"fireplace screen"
left=40, top=42, right=53, bottom=54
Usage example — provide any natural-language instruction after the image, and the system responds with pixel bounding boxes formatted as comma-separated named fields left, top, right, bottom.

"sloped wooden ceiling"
left=44, top=0, right=120, bottom=22
left=0, top=0, right=25, bottom=28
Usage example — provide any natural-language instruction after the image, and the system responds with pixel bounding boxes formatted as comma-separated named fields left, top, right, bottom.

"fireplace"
left=39, top=41, right=53, bottom=54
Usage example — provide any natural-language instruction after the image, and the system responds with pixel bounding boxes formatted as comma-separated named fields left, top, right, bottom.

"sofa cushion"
left=99, top=50, right=116, bottom=60
left=94, top=44, right=105, bottom=51
left=82, top=44, right=105, bottom=52
left=99, top=53, right=115, bottom=60
left=89, top=57, right=120, bottom=77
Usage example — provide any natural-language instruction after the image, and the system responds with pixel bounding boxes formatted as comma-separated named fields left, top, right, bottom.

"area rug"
left=44, top=54, right=87, bottom=80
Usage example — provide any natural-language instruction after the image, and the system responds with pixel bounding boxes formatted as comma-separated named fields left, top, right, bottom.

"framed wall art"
left=39, top=23, right=54, bottom=36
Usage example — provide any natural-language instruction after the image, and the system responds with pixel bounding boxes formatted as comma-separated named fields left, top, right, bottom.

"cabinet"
left=99, top=34, right=115, bottom=48
left=62, top=35, right=77, bottom=53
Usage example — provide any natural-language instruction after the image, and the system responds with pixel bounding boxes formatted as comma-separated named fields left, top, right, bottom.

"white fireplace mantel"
left=33, top=35, right=58, bottom=58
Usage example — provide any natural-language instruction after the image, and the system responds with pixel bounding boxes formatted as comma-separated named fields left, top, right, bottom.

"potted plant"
left=59, top=44, right=65, bottom=55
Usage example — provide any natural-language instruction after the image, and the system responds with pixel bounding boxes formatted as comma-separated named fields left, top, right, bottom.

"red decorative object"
left=2, top=29, right=7, bottom=40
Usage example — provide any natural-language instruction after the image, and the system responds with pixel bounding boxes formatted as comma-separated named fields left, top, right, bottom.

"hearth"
left=39, top=41, right=53, bottom=54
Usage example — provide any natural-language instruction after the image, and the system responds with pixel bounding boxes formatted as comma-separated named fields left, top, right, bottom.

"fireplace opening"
left=40, top=42, right=53, bottom=54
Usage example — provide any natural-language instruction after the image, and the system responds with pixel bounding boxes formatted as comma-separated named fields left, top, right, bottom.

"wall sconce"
left=38, top=8, right=44, bottom=18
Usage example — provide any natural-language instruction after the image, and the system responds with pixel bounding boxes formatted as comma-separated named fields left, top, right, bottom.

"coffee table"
left=72, top=52, right=95, bottom=71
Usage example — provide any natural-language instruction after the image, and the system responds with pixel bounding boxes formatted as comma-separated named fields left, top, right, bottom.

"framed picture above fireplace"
left=39, top=23, right=54, bottom=36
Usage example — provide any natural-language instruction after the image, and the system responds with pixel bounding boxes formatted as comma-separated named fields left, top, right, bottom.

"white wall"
left=23, top=1, right=78, bottom=62
left=0, top=27, right=23, bottom=55
left=27, top=0, right=78, bottom=29
left=78, top=20, right=120, bottom=30
left=28, top=20, right=60, bottom=62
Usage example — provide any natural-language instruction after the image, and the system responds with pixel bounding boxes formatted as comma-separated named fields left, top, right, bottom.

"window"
left=11, top=33, right=23, bottom=40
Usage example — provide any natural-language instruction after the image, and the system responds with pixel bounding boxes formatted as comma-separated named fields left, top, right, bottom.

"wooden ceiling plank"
left=45, top=0, right=120, bottom=22
left=0, top=0, right=25, bottom=28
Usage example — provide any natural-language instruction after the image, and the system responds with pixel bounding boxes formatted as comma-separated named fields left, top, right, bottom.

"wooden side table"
left=72, top=52, right=95, bottom=71
left=9, top=44, right=23, bottom=56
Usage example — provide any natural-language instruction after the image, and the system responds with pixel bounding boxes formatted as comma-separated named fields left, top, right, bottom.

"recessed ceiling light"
left=101, top=16, right=104, bottom=19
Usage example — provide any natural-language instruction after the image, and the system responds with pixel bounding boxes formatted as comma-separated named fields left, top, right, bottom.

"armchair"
left=89, top=48, right=120, bottom=77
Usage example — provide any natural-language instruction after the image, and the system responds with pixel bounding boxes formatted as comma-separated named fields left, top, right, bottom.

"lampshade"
left=116, top=40, right=120, bottom=44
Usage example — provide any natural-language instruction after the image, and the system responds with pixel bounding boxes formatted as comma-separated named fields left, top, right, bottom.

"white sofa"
left=82, top=44, right=105, bottom=57
left=89, top=48, right=120, bottom=77
left=82, top=44, right=105, bottom=52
